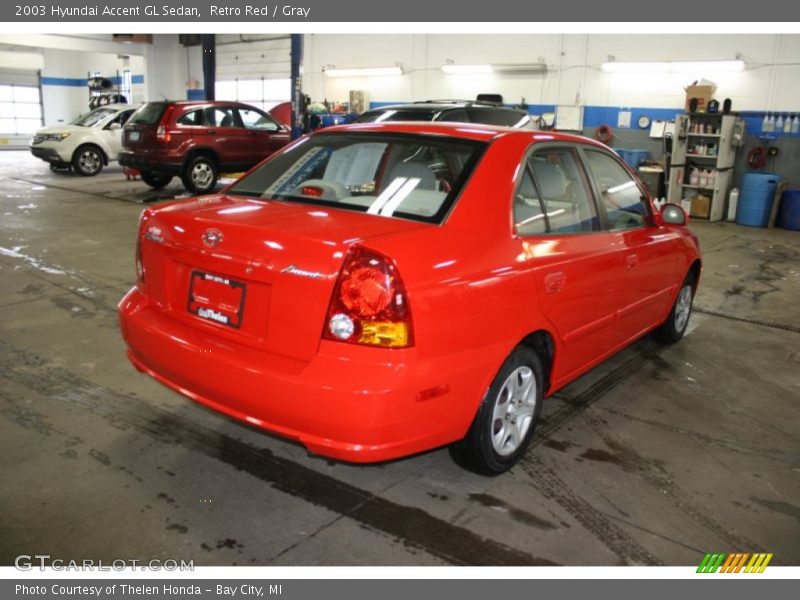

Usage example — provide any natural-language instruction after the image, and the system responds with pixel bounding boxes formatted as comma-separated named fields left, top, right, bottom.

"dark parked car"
left=119, top=101, right=291, bottom=194
left=354, top=100, right=534, bottom=129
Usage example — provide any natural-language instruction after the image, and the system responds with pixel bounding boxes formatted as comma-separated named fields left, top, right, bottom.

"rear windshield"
left=128, top=102, right=168, bottom=125
left=354, top=109, right=439, bottom=123
left=228, top=132, right=486, bottom=224
left=71, top=107, right=118, bottom=127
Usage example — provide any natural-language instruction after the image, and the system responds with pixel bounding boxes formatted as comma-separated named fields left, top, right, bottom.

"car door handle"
left=206, top=128, right=217, bottom=134
left=544, top=272, right=566, bottom=294
left=626, top=254, right=639, bottom=270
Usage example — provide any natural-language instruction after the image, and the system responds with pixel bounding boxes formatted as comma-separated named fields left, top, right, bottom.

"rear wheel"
left=72, top=145, right=104, bottom=176
left=182, top=155, right=218, bottom=194
left=449, top=346, right=544, bottom=475
left=140, top=171, right=172, bottom=190
left=654, top=272, right=695, bottom=344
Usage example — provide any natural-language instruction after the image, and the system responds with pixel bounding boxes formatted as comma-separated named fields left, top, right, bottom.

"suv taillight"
left=323, top=247, right=413, bottom=348
left=155, top=105, right=174, bottom=142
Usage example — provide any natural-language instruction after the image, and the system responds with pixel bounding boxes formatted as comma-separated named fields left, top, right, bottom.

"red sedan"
left=118, top=122, right=700, bottom=474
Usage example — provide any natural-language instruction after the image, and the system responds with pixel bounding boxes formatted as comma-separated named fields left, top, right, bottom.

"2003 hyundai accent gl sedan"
left=118, top=122, right=701, bottom=474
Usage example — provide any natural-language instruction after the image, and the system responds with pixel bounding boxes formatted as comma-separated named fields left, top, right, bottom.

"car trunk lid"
left=140, top=194, right=425, bottom=361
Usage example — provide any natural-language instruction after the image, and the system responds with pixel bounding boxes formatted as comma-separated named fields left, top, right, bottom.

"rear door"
left=203, top=105, right=246, bottom=169
left=236, top=107, right=290, bottom=165
left=580, top=148, right=680, bottom=341
left=514, top=145, right=628, bottom=382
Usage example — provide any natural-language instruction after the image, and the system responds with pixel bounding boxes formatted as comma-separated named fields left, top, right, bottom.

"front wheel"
left=72, top=145, right=104, bottom=176
left=654, top=272, right=695, bottom=344
left=182, top=156, right=218, bottom=194
left=449, top=346, right=544, bottom=475
left=140, top=171, right=172, bottom=190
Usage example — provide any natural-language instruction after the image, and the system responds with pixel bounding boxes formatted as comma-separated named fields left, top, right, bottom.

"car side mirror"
left=661, top=202, right=687, bottom=225
left=108, top=122, right=121, bottom=130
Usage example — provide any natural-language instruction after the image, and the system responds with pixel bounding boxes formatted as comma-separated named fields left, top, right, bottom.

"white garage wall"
left=303, top=34, right=800, bottom=113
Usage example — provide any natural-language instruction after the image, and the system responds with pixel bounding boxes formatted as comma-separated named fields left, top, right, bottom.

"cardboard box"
left=690, top=194, right=711, bottom=218
left=685, top=84, right=716, bottom=112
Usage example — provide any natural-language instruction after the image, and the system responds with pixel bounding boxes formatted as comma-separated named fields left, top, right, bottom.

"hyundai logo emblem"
left=202, top=228, right=223, bottom=248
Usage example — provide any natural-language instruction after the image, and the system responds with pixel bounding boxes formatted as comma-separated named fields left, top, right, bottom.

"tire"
left=182, top=155, right=218, bottom=194
left=449, top=346, right=544, bottom=475
left=72, top=145, right=104, bottom=176
left=140, top=171, right=172, bottom=190
left=654, top=271, right=695, bottom=344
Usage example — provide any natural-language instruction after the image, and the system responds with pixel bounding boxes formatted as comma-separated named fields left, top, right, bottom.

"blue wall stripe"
left=41, top=75, right=145, bottom=87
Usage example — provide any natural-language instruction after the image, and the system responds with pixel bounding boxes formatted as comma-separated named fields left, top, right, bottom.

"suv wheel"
left=72, top=145, right=104, bottom=176
left=182, top=156, right=218, bottom=194
left=140, top=171, right=172, bottom=190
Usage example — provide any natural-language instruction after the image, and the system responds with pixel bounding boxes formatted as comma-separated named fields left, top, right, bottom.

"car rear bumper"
left=119, top=287, right=503, bottom=463
left=119, top=150, right=182, bottom=176
left=30, top=145, right=70, bottom=164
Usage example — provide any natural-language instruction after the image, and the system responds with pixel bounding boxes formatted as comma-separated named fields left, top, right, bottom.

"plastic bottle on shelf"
left=707, top=170, right=716, bottom=189
left=698, top=170, right=708, bottom=189
left=727, top=188, right=739, bottom=221
left=783, top=114, right=792, bottom=134
left=761, top=114, right=770, bottom=133
left=792, top=115, right=799, bottom=134
left=689, top=168, right=700, bottom=187
left=767, top=114, right=775, bottom=132
left=776, top=114, right=784, bottom=131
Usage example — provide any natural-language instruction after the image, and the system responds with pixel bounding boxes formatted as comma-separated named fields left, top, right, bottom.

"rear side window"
left=583, top=150, right=650, bottom=230
left=514, top=148, right=599, bottom=235
left=467, top=107, right=529, bottom=128
left=228, top=133, right=486, bottom=224
left=206, top=106, right=238, bottom=127
left=177, top=109, right=203, bottom=126
left=128, top=102, right=167, bottom=125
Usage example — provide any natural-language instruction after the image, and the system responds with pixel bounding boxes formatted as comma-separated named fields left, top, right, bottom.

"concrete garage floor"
left=1, top=150, right=798, bottom=567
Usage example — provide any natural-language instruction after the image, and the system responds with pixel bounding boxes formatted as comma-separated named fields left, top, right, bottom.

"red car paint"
left=118, top=122, right=701, bottom=463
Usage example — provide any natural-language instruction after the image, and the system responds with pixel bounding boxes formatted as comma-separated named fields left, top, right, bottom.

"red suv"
left=119, top=101, right=291, bottom=194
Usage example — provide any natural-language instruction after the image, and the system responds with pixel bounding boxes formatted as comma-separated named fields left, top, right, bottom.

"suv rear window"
left=128, top=102, right=168, bottom=125
left=228, top=132, right=486, bottom=224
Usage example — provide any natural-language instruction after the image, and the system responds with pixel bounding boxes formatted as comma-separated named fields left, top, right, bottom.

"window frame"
left=235, top=106, right=283, bottom=132
left=576, top=146, right=654, bottom=232
left=511, top=141, right=605, bottom=239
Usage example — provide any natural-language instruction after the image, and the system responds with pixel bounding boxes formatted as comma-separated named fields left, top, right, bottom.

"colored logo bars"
left=697, top=552, right=773, bottom=573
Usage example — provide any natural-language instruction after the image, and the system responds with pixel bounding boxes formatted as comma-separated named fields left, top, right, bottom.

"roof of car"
left=365, top=100, right=524, bottom=112
left=319, top=121, right=604, bottom=146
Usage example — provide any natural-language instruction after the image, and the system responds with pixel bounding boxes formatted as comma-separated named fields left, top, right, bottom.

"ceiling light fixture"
left=601, top=60, right=745, bottom=73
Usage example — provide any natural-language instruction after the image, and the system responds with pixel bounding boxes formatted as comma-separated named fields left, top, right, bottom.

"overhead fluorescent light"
left=493, top=63, right=548, bottom=74
left=441, top=64, right=494, bottom=75
left=601, top=60, right=745, bottom=73
left=324, top=66, right=403, bottom=78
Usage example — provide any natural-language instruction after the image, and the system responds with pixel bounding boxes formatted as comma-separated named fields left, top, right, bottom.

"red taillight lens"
left=156, top=125, right=170, bottom=142
left=324, top=247, right=413, bottom=348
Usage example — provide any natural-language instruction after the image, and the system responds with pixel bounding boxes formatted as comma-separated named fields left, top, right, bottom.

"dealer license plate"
left=188, top=271, right=246, bottom=328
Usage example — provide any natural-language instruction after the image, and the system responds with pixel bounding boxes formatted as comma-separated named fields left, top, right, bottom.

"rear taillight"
left=135, top=235, right=144, bottom=285
left=324, top=247, right=413, bottom=348
left=156, top=125, right=170, bottom=142
left=155, top=105, right=174, bottom=142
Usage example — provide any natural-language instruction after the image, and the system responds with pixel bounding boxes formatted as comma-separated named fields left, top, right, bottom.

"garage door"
left=0, top=69, right=43, bottom=148
left=214, top=35, right=291, bottom=112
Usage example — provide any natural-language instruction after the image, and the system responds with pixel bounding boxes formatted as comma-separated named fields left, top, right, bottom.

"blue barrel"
left=777, top=189, right=800, bottom=231
left=737, top=172, right=781, bottom=227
